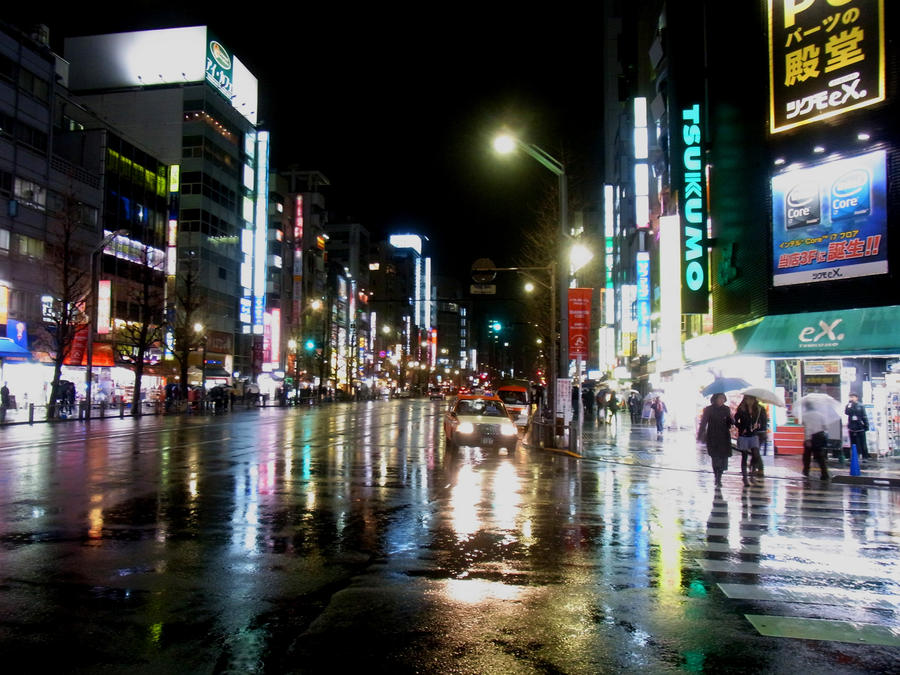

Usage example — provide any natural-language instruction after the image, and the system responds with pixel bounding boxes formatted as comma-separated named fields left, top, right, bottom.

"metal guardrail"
left=529, top=417, right=579, bottom=452
left=0, top=396, right=278, bottom=426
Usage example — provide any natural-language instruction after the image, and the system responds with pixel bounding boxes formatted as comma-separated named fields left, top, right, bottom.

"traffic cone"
left=850, top=443, right=861, bottom=476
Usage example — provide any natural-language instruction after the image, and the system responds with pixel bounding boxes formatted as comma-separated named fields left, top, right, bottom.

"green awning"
left=741, top=305, right=900, bottom=358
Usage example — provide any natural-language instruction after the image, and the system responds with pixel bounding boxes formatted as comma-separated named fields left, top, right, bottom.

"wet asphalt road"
left=1, top=399, right=898, bottom=673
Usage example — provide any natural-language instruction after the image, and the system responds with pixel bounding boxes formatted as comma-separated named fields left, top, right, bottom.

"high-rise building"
left=63, top=27, right=269, bottom=380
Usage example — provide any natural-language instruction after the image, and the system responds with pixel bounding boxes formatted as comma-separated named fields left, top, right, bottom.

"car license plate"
left=481, top=436, right=495, bottom=446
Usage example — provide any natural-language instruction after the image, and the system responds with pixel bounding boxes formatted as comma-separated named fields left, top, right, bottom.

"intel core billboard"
left=771, top=150, right=887, bottom=286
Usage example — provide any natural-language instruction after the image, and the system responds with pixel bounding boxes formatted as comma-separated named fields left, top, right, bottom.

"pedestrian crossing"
left=691, top=481, right=900, bottom=647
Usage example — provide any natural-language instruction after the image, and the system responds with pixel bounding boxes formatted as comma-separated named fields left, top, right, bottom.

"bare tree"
left=170, top=258, right=205, bottom=399
left=37, top=194, right=91, bottom=416
left=113, top=244, right=166, bottom=415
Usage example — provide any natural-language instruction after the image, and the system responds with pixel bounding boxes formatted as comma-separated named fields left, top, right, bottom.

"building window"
left=13, top=177, right=46, bottom=210
left=14, top=233, right=44, bottom=259
left=0, top=229, right=9, bottom=251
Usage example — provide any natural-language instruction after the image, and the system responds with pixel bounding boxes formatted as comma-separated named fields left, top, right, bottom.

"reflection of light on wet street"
left=442, top=578, right=523, bottom=603
left=88, top=494, right=103, bottom=539
left=492, top=460, right=521, bottom=532
left=451, top=464, right=482, bottom=540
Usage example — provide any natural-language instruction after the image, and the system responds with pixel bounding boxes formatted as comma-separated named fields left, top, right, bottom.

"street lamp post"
left=84, top=230, right=127, bottom=419
left=493, top=133, right=569, bottom=402
left=476, top=263, right=557, bottom=444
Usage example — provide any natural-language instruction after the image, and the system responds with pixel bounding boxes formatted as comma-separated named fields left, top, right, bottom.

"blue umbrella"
left=701, top=376, right=751, bottom=396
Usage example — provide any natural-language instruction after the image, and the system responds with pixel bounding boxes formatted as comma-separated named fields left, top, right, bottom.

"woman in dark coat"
left=697, top=393, right=735, bottom=487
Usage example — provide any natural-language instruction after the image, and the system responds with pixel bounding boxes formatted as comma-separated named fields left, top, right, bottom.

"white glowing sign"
left=389, top=234, right=422, bottom=255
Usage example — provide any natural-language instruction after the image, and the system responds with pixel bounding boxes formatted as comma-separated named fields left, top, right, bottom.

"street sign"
left=470, top=284, right=496, bottom=295
left=471, top=258, right=496, bottom=283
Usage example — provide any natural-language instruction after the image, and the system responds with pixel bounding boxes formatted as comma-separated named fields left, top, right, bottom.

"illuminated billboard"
left=767, top=0, right=885, bottom=134
left=64, top=27, right=258, bottom=124
left=636, top=253, right=651, bottom=356
left=771, top=150, right=887, bottom=286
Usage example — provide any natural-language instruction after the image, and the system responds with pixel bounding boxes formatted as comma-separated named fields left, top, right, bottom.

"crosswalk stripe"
left=719, top=583, right=900, bottom=611
left=696, top=558, right=898, bottom=583
left=745, top=614, right=900, bottom=647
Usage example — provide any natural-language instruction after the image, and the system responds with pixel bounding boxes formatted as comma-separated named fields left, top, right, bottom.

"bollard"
left=850, top=443, right=861, bottom=476
left=120, top=401, right=125, bottom=418
left=29, top=403, right=34, bottom=424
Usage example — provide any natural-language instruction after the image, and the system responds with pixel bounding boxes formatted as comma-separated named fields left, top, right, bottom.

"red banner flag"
left=568, top=288, right=593, bottom=359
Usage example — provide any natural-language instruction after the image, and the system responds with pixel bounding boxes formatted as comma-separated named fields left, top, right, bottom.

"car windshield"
left=499, top=391, right=528, bottom=405
left=455, top=399, right=506, bottom=417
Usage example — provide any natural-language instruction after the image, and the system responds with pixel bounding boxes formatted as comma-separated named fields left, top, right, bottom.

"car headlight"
left=500, top=423, right=517, bottom=436
left=458, top=422, right=475, bottom=434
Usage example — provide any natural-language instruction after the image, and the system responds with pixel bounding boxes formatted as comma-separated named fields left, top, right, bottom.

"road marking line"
left=745, top=614, right=900, bottom=647
left=720, top=583, right=900, bottom=611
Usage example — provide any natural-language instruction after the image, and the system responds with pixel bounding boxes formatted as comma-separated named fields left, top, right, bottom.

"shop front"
left=739, top=305, right=900, bottom=457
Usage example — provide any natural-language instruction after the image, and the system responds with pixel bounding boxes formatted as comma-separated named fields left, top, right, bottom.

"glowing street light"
left=570, top=243, right=594, bottom=273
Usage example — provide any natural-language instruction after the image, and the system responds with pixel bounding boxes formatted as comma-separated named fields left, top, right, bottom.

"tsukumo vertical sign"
left=567, top=288, right=593, bottom=360
left=679, top=104, right=709, bottom=314
left=767, top=0, right=885, bottom=134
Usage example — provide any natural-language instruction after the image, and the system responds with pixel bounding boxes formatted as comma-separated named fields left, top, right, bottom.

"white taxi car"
left=444, top=395, right=518, bottom=449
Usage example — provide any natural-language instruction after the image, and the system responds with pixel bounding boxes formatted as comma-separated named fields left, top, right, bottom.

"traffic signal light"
left=489, top=320, right=502, bottom=333
left=304, top=339, right=316, bottom=352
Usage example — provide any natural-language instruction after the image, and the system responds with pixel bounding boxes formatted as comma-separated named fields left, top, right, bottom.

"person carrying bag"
left=734, top=395, right=767, bottom=487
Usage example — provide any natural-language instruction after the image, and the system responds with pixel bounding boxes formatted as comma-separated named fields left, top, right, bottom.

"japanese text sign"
left=567, top=288, right=593, bottom=360
left=636, top=253, right=651, bottom=356
left=767, top=0, right=885, bottom=133
left=771, top=150, right=887, bottom=286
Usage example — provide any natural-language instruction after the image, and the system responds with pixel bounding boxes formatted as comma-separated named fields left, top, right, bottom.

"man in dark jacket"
left=845, top=393, right=870, bottom=461
left=697, top=393, right=735, bottom=487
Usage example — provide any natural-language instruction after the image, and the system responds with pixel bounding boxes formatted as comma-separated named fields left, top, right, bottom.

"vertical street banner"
left=771, top=149, right=887, bottom=286
left=768, top=0, right=885, bottom=133
left=568, top=288, right=593, bottom=360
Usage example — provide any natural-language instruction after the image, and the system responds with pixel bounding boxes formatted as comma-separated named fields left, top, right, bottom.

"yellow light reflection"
left=492, top=461, right=521, bottom=532
left=451, top=464, right=482, bottom=540
left=88, top=494, right=103, bottom=539
left=443, top=578, right=522, bottom=603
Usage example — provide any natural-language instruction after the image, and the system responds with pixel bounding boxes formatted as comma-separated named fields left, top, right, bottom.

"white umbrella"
left=740, top=387, right=785, bottom=407
left=799, top=393, right=842, bottom=438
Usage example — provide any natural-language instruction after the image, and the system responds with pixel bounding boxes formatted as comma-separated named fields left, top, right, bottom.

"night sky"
left=11, top=3, right=606, bottom=283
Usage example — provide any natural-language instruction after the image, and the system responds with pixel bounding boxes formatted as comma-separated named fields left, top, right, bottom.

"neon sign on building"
left=680, top=104, right=709, bottom=314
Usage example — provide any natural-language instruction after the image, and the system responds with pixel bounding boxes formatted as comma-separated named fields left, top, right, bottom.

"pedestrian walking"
left=607, top=391, right=619, bottom=424
left=734, top=394, right=767, bottom=487
left=628, top=392, right=641, bottom=424
left=582, top=387, right=594, bottom=419
left=802, top=399, right=830, bottom=481
left=697, top=393, right=735, bottom=487
left=651, top=396, right=667, bottom=436
left=596, top=389, right=607, bottom=423
left=0, top=382, right=9, bottom=422
left=844, top=393, right=869, bottom=462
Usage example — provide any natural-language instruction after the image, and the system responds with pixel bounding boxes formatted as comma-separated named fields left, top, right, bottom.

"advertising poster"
left=771, top=150, right=887, bottom=286
left=6, top=320, right=27, bottom=348
left=768, top=0, right=885, bottom=133
left=567, top=288, right=593, bottom=360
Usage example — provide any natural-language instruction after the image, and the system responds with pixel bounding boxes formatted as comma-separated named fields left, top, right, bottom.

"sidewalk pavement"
left=569, top=416, right=900, bottom=489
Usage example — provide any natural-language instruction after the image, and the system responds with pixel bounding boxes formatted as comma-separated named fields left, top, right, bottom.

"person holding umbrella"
left=697, top=393, right=735, bottom=487
left=734, top=394, right=767, bottom=486
left=801, top=398, right=831, bottom=481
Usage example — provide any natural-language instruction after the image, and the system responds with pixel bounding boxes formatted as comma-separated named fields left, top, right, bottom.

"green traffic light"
left=304, top=339, right=315, bottom=351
